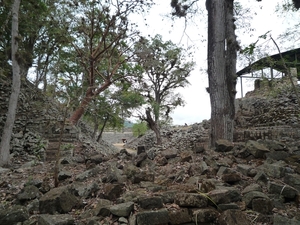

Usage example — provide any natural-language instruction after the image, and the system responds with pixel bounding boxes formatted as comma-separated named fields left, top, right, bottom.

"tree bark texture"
left=206, top=0, right=237, bottom=148
left=145, top=108, right=162, bottom=145
left=69, top=80, right=112, bottom=125
left=0, top=0, right=21, bottom=166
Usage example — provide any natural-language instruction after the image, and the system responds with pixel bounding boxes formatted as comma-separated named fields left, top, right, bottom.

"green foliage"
left=132, top=121, right=148, bottom=137
left=61, top=143, right=74, bottom=151
left=134, top=34, right=195, bottom=124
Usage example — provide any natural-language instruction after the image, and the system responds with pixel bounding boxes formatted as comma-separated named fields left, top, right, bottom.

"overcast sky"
left=133, top=0, right=299, bottom=125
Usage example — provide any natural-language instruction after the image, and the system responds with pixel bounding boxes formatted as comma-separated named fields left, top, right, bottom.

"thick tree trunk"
left=0, top=0, right=21, bottom=166
left=145, top=108, right=162, bottom=145
left=206, top=0, right=236, bottom=148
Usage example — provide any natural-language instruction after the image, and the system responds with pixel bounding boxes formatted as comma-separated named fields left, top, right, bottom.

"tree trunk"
left=92, top=121, right=99, bottom=140
left=206, top=0, right=236, bottom=148
left=145, top=108, right=162, bottom=145
left=0, top=0, right=21, bottom=166
left=69, top=81, right=112, bottom=125
left=96, top=115, right=109, bottom=143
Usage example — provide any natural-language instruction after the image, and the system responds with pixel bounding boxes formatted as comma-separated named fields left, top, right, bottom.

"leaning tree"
left=53, top=0, right=154, bottom=125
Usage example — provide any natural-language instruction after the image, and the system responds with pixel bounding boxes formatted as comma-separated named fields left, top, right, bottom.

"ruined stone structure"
left=234, top=76, right=300, bottom=153
left=0, top=78, right=79, bottom=161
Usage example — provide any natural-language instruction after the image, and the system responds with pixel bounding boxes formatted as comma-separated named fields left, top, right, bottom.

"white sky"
left=133, top=0, right=299, bottom=125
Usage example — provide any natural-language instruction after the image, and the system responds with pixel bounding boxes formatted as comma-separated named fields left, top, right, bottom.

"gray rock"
left=0, top=167, right=10, bottom=174
left=159, top=191, right=177, bottom=204
left=215, top=139, right=234, bottom=152
left=268, top=181, right=298, bottom=199
left=102, top=162, right=126, bottom=183
left=38, top=214, right=74, bottom=225
left=109, top=201, right=134, bottom=217
left=17, top=184, right=40, bottom=201
left=222, top=172, right=242, bottom=184
left=27, top=198, right=39, bottom=213
left=218, top=209, right=251, bottom=225
left=140, top=181, right=166, bottom=192
left=168, top=207, right=191, bottom=224
left=101, top=183, right=125, bottom=201
left=188, top=161, right=208, bottom=176
left=134, top=152, right=147, bottom=167
left=0, top=205, right=29, bottom=225
left=257, top=139, right=287, bottom=151
left=218, top=203, right=239, bottom=210
left=138, top=196, right=163, bottom=209
left=75, top=166, right=101, bottom=182
left=252, top=197, right=273, bottom=214
left=119, top=217, right=128, bottom=224
left=273, top=214, right=300, bottom=225
left=39, top=186, right=79, bottom=214
left=89, top=154, right=105, bottom=164
left=242, top=183, right=262, bottom=194
left=175, top=193, right=208, bottom=208
left=180, top=150, right=193, bottom=162
left=266, top=150, right=289, bottom=161
left=93, top=199, right=111, bottom=217
left=236, top=164, right=253, bottom=176
left=208, top=187, right=241, bottom=204
left=161, top=149, right=178, bottom=159
left=132, top=171, right=154, bottom=184
left=254, top=171, right=269, bottom=184
left=58, top=170, right=72, bottom=181
left=71, top=181, right=99, bottom=198
left=242, top=191, right=269, bottom=208
left=192, top=208, right=219, bottom=223
left=136, top=208, right=169, bottom=225
left=284, top=173, right=300, bottom=191
left=260, top=160, right=286, bottom=178
left=245, top=140, right=270, bottom=158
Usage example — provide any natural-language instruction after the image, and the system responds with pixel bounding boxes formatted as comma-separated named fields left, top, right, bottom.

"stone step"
left=46, top=142, right=74, bottom=161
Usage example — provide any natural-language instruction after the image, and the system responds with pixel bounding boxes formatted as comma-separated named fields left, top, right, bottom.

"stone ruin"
left=0, top=77, right=118, bottom=163
left=1, top=76, right=300, bottom=224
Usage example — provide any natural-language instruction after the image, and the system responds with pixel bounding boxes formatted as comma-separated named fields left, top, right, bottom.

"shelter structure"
left=236, top=48, right=300, bottom=97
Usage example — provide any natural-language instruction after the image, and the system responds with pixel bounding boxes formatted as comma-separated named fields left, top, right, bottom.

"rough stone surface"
left=136, top=208, right=169, bottom=225
left=175, top=193, right=208, bottom=208
left=109, top=201, right=134, bottom=217
left=39, top=186, right=79, bottom=214
left=38, top=214, right=74, bottom=225
left=2, top=77, right=300, bottom=224
left=0, top=205, right=29, bottom=225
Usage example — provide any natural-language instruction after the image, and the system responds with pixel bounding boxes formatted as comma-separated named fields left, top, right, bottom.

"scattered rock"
left=39, top=186, right=80, bottom=214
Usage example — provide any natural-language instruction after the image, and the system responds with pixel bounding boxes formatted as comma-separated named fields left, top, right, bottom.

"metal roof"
left=237, top=47, right=300, bottom=77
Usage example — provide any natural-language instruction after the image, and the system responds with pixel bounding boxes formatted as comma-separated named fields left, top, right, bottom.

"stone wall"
left=0, top=77, right=79, bottom=161
left=234, top=76, right=300, bottom=145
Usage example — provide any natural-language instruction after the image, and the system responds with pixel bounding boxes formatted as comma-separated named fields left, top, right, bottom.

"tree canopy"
left=134, top=34, right=195, bottom=144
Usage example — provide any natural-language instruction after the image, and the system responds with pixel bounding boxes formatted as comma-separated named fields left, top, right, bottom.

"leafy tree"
left=83, top=78, right=144, bottom=141
left=0, top=0, right=49, bottom=77
left=0, top=0, right=21, bottom=166
left=52, top=0, right=153, bottom=125
left=134, top=34, right=195, bottom=144
left=132, top=121, right=148, bottom=137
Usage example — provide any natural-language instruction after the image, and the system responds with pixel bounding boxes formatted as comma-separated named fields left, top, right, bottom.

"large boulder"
left=0, top=205, right=29, bottom=225
left=39, top=186, right=80, bottom=214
